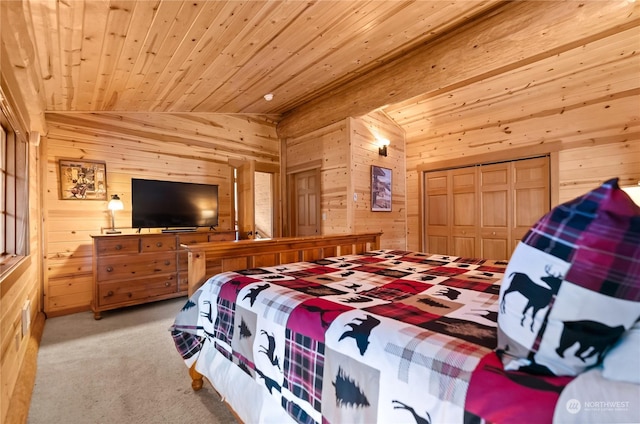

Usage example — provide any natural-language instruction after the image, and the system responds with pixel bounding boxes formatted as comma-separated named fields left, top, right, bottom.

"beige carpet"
left=28, top=298, right=238, bottom=424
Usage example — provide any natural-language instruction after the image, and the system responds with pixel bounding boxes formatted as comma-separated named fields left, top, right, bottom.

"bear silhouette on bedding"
left=555, top=319, right=625, bottom=363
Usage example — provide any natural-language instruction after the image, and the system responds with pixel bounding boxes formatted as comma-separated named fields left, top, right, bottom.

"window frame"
left=0, top=89, right=30, bottom=278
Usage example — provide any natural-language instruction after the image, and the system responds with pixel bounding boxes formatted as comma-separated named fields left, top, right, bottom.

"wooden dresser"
left=91, top=230, right=235, bottom=319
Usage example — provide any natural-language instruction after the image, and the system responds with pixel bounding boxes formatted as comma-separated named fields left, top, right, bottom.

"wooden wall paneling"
left=1, top=137, right=42, bottom=422
left=0, top=0, right=47, bottom=132
left=395, top=28, right=638, bottom=162
left=394, top=27, right=639, bottom=143
left=285, top=121, right=351, bottom=235
left=558, top=141, right=640, bottom=202
left=349, top=112, right=406, bottom=249
left=401, top=22, right=639, bottom=251
left=17, top=0, right=503, bottom=117
left=278, top=1, right=639, bottom=138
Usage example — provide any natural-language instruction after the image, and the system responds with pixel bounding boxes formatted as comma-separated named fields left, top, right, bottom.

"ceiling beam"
left=276, top=1, right=640, bottom=140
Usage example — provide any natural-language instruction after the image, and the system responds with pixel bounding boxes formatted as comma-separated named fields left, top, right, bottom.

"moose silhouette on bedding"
left=500, top=265, right=563, bottom=331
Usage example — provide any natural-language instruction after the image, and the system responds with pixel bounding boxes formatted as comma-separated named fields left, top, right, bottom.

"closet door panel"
left=481, top=238, right=510, bottom=261
left=424, top=171, right=451, bottom=254
left=512, top=157, right=550, bottom=248
left=451, top=167, right=478, bottom=257
left=454, top=237, right=477, bottom=258
left=422, top=156, right=550, bottom=260
left=479, top=163, right=510, bottom=260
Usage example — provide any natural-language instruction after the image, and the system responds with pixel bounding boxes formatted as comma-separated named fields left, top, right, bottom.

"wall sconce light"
left=106, top=194, right=124, bottom=234
left=378, top=139, right=390, bottom=157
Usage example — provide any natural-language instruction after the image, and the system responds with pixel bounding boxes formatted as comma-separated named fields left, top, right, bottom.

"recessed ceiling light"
left=264, top=93, right=274, bottom=101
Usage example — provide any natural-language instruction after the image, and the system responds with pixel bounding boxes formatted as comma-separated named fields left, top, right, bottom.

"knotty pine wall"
left=285, top=112, right=406, bottom=249
left=350, top=112, right=406, bottom=248
left=1, top=135, right=42, bottom=424
left=43, top=112, right=279, bottom=316
left=385, top=25, right=640, bottom=251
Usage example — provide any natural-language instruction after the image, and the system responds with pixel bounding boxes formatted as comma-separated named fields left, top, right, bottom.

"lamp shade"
left=108, top=194, right=124, bottom=211
left=622, top=183, right=640, bottom=206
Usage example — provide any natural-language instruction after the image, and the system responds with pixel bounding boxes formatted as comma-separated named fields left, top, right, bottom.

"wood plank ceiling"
left=17, top=0, right=502, bottom=116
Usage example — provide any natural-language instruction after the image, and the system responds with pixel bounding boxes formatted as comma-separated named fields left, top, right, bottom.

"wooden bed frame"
left=180, top=232, right=382, bottom=391
left=182, top=232, right=382, bottom=296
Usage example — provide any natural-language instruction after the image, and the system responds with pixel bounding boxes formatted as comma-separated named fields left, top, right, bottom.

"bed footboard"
left=182, top=232, right=382, bottom=296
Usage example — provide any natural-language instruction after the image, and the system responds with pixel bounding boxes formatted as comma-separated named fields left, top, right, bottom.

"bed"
left=170, top=179, right=640, bottom=423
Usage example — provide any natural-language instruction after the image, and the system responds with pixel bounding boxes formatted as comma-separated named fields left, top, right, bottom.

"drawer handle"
left=106, top=266, right=113, bottom=272
left=115, top=244, right=122, bottom=250
left=156, top=242, right=163, bottom=247
left=164, top=260, right=171, bottom=266
left=128, top=293, right=132, bottom=298
left=165, top=282, right=171, bottom=287
left=106, top=291, right=114, bottom=297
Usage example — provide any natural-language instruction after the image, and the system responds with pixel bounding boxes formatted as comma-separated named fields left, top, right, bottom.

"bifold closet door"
left=511, top=156, right=550, bottom=252
left=423, top=166, right=478, bottom=257
left=423, top=156, right=549, bottom=260
left=451, top=167, right=478, bottom=257
left=479, top=163, right=511, bottom=260
left=424, top=170, right=451, bottom=255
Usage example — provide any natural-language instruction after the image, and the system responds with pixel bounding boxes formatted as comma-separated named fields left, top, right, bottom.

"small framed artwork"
left=59, top=159, right=107, bottom=200
left=371, top=165, right=392, bottom=211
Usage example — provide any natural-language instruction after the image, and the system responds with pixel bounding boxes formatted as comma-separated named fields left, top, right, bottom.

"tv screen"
left=131, top=179, right=219, bottom=229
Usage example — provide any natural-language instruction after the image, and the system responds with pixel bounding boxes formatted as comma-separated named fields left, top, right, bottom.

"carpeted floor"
left=28, top=298, right=238, bottom=424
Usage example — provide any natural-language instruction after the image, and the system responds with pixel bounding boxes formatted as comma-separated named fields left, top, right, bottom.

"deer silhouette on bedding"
left=500, top=265, right=563, bottom=331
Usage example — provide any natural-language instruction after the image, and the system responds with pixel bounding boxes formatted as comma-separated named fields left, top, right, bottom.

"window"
left=0, top=92, right=29, bottom=274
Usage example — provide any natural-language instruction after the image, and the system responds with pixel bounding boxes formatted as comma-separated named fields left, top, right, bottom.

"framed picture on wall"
left=371, top=165, right=392, bottom=211
left=59, top=159, right=107, bottom=200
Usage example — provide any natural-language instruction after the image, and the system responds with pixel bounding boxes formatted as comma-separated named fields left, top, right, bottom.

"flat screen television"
left=131, top=178, right=218, bottom=230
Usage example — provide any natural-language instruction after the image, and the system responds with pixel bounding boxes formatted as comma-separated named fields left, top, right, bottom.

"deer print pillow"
left=496, top=178, right=640, bottom=376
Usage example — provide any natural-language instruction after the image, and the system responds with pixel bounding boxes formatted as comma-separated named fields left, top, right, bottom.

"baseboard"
left=5, top=312, right=46, bottom=424
left=45, top=305, right=90, bottom=318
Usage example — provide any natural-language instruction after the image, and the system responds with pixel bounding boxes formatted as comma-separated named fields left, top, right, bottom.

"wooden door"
left=479, top=163, right=511, bottom=260
left=424, top=170, right=450, bottom=254
left=511, top=156, right=550, bottom=252
left=423, top=156, right=550, bottom=260
left=293, top=169, right=320, bottom=236
left=451, top=167, right=478, bottom=257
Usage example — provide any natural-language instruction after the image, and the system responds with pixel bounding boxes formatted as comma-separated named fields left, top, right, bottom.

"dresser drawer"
left=178, top=233, right=210, bottom=245
left=96, top=252, right=176, bottom=281
left=95, top=238, right=139, bottom=256
left=141, top=235, right=177, bottom=252
left=97, top=274, right=178, bottom=307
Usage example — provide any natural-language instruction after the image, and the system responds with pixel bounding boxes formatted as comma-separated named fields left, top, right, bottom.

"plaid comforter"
left=170, top=249, right=569, bottom=423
